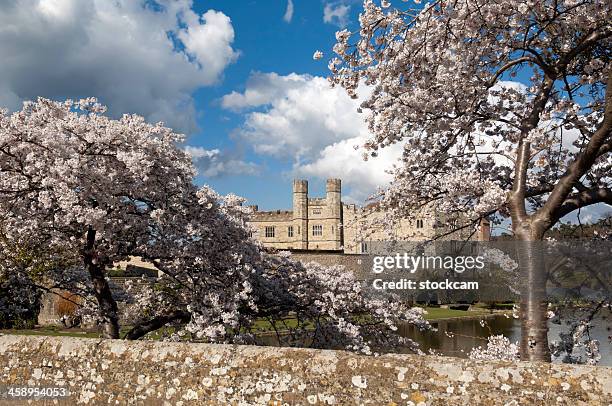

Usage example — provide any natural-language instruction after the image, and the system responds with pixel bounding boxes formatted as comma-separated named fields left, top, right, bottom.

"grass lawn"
left=0, top=327, right=102, bottom=339
left=0, top=306, right=500, bottom=339
left=0, top=326, right=137, bottom=339
left=418, top=306, right=490, bottom=320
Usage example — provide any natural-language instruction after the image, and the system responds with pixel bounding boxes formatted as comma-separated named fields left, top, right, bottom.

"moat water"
left=260, top=310, right=611, bottom=366
left=399, top=310, right=611, bottom=366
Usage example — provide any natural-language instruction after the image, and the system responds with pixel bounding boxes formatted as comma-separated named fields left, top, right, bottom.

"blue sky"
left=0, top=0, right=384, bottom=211
left=186, top=0, right=360, bottom=209
left=0, top=0, right=607, bottom=224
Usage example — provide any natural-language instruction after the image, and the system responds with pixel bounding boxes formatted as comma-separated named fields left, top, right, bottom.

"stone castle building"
left=39, top=178, right=490, bottom=326
left=249, top=179, right=343, bottom=251
left=247, top=179, right=489, bottom=254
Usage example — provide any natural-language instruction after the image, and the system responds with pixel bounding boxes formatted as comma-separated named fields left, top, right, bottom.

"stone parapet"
left=0, top=335, right=610, bottom=405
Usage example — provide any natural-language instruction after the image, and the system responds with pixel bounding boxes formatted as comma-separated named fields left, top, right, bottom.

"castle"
left=248, top=179, right=343, bottom=251
left=247, top=179, right=490, bottom=254
left=39, top=178, right=489, bottom=326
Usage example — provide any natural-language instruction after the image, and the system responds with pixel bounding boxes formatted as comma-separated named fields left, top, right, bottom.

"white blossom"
left=0, top=97, right=429, bottom=350
left=468, top=335, right=520, bottom=361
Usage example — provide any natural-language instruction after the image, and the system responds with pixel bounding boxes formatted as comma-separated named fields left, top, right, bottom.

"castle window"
left=312, top=208, right=321, bottom=215
left=265, top=226, right=275, bottom=238
left=416, top=219, right=424, bottom=229
left=331, top=225, right=335, bottom=234
left=288, top=226, right=294, bottom=237
left=312, top=224, right=323, bottom=236
left=298, top=226, right=301, bottom=235
left=248, top=231, right=254, bottom=238
left=360, top=242, right=368, bottom=253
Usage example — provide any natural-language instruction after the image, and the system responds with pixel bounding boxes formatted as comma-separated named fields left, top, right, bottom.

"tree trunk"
left=84, top=226, right=120, bottom=339
left=515, top=229, right=551, bottom=362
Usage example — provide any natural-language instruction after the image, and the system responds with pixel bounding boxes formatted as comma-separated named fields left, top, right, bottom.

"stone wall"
left=290, top=251, right=365, bottom=275
left=0, top=335, right=610, bottom=405
left=38, top=277, right=153, bottom=327
left=37, top=290, right=81, bottom=326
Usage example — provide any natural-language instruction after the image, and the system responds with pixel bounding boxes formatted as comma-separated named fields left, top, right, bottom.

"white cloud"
left=0, top=0, right=238, bottom=133
left=323, top=2, right=350, bottom=27
left=559, top=204, right=611, bottom=225
left=224, top=72, right=371, bottom=160
left=178, top=10, right=239, bottom=81
left=221, top=72, right=308, bottom=111
left=222, top=72, right=399, bottom=202
left=37, top=0, right=77, bottom=21
left=283, top=0, right=294, bottom=23
left=185, top=146, right=260, bottom=178
left=296, top=136, right=403, bottom=203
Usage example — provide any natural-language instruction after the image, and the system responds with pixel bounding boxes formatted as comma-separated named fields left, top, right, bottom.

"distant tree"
left=0, top=250, right=40, bottom=329
left=547, top=212, right=612, bottom=239
left=330, top=0, right=611, bottom=361
left=0, top=98, right=427, bottom=352
left=0, top=227, right=68, bottom=329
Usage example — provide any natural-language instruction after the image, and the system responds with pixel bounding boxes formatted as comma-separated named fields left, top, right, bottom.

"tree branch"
left=537, top=69, right=612, bottom=229
left=124, top=310, right=191, bottom=340
left=487, top=57, right=537, bottom=87
left=559, top=28, right=612, bottom=69
left=552, top=188, right=612, bottom=221
left=598, top=139, right=611, bottom=157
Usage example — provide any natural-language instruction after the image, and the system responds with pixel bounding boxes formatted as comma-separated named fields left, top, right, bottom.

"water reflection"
left=399, top=311, right=611, bottom=366
left=257, top=311, right=611, bottom=366
left=399, top=316, right=516, bottom=358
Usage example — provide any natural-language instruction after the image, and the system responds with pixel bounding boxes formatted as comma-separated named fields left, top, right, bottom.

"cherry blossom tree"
left=0, top=98, right=428, bottom=351
left=330, top=0, right=611, bottom=361
left=0, top=97, right=196, bottom=338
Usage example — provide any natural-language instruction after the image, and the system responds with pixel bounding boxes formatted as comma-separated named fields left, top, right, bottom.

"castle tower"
left=326, top=178, right=342, bottom=249
left=292, top=179, right=309, bottom=250
left=477, top=218, right=491, bottom=241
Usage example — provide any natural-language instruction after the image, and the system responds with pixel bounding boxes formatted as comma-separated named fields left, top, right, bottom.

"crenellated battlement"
left=308, top=198, right=327, bottom=204
left=292, top=179, right=308, bottom=194
left=326, top=178, right=341, bottom=192
left=253, top=210, right=293, bottom=215
left=252, top=210, right=293, bottom=222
